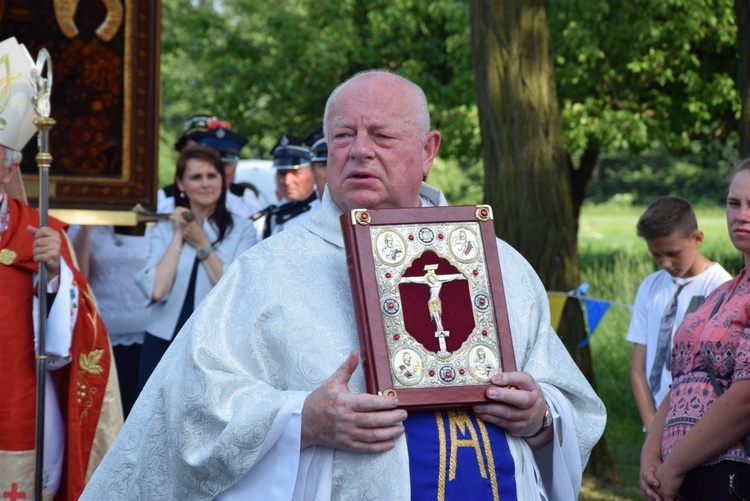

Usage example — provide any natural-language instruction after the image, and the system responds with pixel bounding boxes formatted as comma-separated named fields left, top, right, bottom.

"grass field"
left=577, top=203, right=743, bottom=499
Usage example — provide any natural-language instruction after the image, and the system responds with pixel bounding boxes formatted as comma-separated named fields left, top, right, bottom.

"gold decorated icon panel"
left=369, top=221, right=502, bottom=390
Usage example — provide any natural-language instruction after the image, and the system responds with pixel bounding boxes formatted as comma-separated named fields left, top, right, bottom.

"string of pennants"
left=546, top=283, right=633, bottom=347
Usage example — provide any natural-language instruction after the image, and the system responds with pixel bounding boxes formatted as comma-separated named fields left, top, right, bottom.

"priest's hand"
left=27, top=225, right=61, bottom=282
left=472, top=371, right=552, bottom=447
left=301, top=350, right=408, bottom=452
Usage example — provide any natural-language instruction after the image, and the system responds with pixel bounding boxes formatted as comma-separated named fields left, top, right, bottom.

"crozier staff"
left=82, top=70, right=606, bottom=500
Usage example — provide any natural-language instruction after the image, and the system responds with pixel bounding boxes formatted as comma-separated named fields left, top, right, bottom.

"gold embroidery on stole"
left=434, top=412, right=448, bottom=500
left=76, top=287, right=106, bottom=423
left=435, top=411, right=500, bottom=501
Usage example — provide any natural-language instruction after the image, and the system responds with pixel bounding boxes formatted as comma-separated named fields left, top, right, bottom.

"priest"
left=82, top=70, right=605, bottom=500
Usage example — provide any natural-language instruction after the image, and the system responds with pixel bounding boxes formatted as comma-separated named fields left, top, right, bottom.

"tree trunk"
left=468, top=0, right=617, bottom=483
left=736, top=0, right=750, bottom=158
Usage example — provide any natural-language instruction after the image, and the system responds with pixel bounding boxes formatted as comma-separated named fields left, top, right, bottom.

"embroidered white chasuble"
left=81, top=183, right=606, bottom=500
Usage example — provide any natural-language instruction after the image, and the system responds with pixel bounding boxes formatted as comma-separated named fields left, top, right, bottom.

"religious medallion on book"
left=340, top=205, right=516, bottom=410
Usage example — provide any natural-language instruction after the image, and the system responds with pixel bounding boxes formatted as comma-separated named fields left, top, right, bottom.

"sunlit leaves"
left=550, top=0, right=737, bottom=159
left=160, top=0, right=477, bottom=166
left=159, top=0, right=740, bottom=189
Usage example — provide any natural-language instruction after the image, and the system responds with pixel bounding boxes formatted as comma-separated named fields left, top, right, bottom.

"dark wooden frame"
left=341, top=205, right=517, bottom=411
left=1, top=1, right=161, bottom=211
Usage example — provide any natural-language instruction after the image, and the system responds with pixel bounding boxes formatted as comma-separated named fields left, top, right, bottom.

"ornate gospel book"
left=340, top=205, right=516, bottom=410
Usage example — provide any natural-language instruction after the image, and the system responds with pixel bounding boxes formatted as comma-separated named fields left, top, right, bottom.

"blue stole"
left=404, top=411, right=518, bottom=500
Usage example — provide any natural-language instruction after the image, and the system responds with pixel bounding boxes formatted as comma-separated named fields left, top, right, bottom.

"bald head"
left=322, top=70, right=441, bottom=212
left=323, top=71, right=431, bottom=142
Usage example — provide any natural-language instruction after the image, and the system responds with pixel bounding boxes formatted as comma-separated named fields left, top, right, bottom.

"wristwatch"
left=196, top=246, right=213, bottom=261
left=526, top=403, right=552, bottom=438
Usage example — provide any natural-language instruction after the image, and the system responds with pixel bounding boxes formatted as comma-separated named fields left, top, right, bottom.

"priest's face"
left=325, top=72, right=441, bottom=212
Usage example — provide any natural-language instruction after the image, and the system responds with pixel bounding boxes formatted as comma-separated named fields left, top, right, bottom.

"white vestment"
left=81, top=183, right=606, bottom=500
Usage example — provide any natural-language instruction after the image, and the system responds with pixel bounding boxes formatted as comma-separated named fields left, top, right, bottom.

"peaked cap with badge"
left=174, top=113, right=212, bottom=152
left=271, top=134, right=312, bottom=170
left=195, top=118, right=248, bottom=162
left=304, top=127, right=327, bottom=163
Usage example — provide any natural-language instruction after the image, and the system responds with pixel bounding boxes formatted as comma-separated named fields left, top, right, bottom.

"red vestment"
left=0, top=198, right=122, bottom=500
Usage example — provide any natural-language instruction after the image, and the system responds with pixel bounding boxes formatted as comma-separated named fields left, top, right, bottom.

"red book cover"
left=340, top=205, right=516, bottom=411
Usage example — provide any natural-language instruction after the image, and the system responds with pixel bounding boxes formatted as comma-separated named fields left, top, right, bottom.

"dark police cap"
left=304, top=127, right=327, bottom=163
left=197, top=120, right=248, bottom=162
left=271, top=134, right=312, bottom=170
left=310, top=137, right=327, bottom=163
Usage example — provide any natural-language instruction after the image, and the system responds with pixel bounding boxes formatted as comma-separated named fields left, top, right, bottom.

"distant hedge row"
left=585, top=147, right=738, bottom=207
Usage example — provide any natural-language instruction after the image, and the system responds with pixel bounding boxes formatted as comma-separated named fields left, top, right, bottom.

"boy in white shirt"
left=627, top=196, right=732, bottom=432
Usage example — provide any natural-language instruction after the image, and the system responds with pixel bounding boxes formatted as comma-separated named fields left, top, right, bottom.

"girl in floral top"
left=640, top=159, right=750, bottom=500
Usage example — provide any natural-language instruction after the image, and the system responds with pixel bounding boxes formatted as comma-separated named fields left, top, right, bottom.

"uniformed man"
left=253, top=134, right=319, bottom=239
left=305, top=127, right=328, bottom=197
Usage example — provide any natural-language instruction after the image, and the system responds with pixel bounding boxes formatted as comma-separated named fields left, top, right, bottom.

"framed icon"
left=1, top=1, right=161, bottom=211
left=340, top=205, right=516, bottom=410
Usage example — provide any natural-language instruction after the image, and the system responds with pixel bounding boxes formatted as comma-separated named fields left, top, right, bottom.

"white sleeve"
left=216, top=393, right=334, bottom=501
left=626, top=279, right=650, bottom=345
left=33, top=259, right=77, bottom=368
left=530, top=385, right=585, bottom=500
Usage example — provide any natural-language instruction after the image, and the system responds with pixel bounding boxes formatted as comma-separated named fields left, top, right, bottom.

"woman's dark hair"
left=175, top=145, right=233, bottom=244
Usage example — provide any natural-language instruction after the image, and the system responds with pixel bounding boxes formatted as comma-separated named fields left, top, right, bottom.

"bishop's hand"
left=27, top=225, right=60, bottom=282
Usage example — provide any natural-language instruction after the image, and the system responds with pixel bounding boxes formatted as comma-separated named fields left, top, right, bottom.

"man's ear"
left=421, top=130, right=442, bottom=179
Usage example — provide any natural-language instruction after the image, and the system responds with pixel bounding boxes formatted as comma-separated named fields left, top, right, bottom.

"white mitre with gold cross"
left=0, top=36, right=37, bottom=151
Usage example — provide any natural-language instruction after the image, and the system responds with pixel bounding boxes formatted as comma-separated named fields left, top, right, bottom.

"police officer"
left=253, top=134, right=319, bottom=239
left=305, top=127, right=328, bottom=197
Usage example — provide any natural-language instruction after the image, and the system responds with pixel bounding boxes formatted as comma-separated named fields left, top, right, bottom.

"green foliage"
left=159, top=1, right=743, bottom=205
left=550, top=0, right=739, bottom=159
left=160, top=0, right=478, bottom=159
left=425, top=156, right=484, bottom=206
